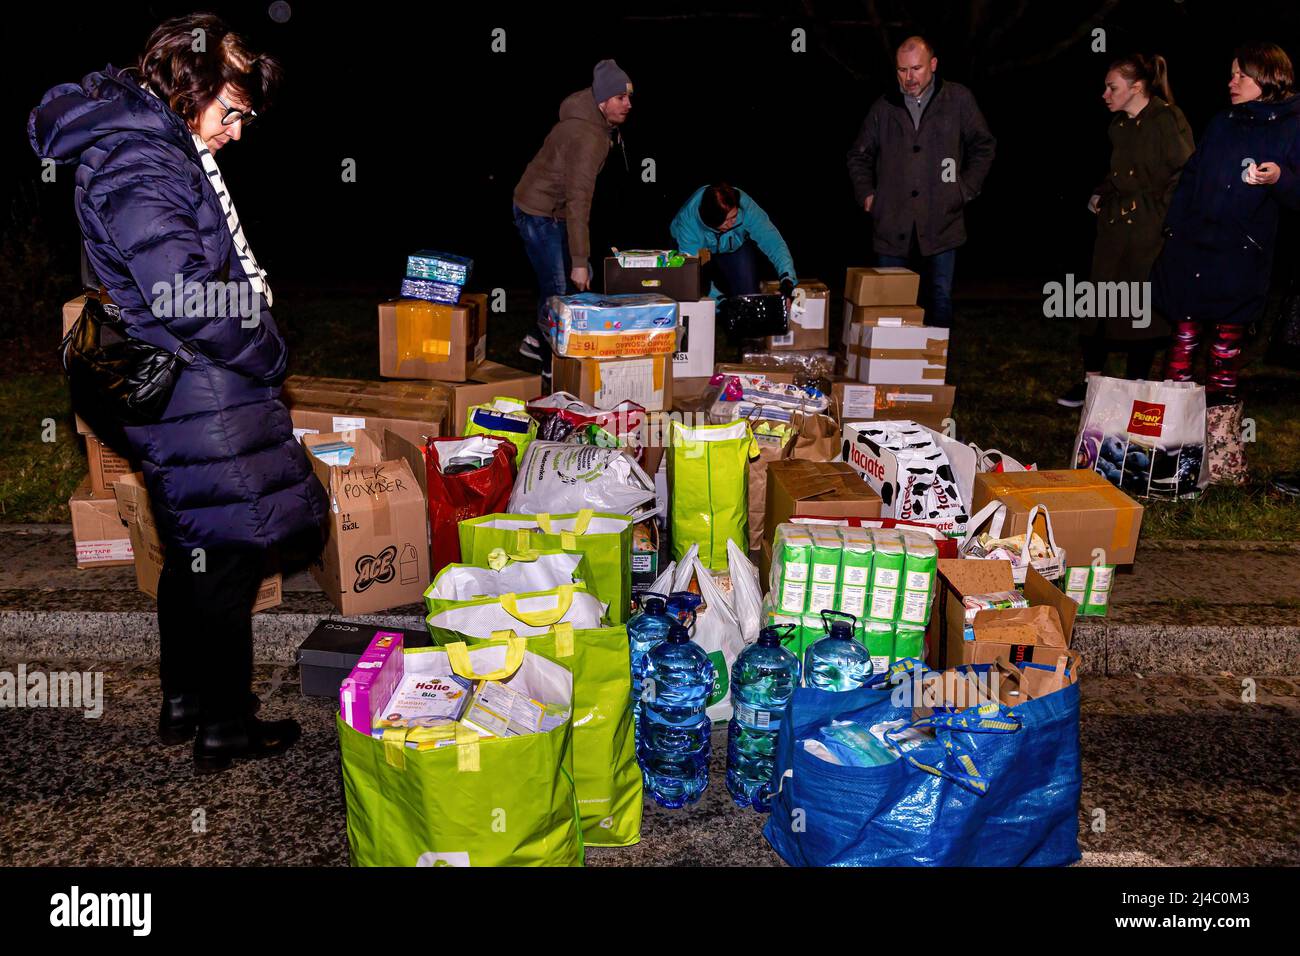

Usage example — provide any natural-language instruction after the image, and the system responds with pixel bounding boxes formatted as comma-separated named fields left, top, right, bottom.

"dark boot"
left=159, top=693, right=263, bottom=745
left=193, top=714, right=301, bottom=773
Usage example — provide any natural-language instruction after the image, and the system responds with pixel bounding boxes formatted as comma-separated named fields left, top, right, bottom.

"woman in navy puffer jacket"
left=30, top=14, right=327, bottom=770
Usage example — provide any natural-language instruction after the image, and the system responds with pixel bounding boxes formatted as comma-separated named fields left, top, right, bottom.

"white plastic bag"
left=425, top=584, right=608, bottom=637
left=726, top=539, right=763, bottom=645
left=671, top=547, right=747, bottom=723
left=425, top=551, right=587, bottom=603
left=508, top=442, right=658, bottom=518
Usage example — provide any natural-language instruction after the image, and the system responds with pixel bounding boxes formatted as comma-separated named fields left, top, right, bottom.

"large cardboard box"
left=85, top=436, right=136, bottom=500
left=840, top=302, right=926, bottom=346
left=70, top=477, right=134, bottom=569
left=761, top=280, right=830, bottom=351
left=604, top=256, right=702, bottom=301
left=551, top=354, right=673, bottom=411
left=845, top=323, right=948, bottom=384
left=304, top=429, right=431, bottom=616
left=442, top=361, right=544, bottom=434
left=111, top=473, right=282, bottom=609
left=928, top=560, right=1076, bottom=670
left=287, top=390, right=449, bottom=450
left=764, top=460, right=883, bottom=547
left=844, top=266, right=920, bottom=306
left=283, top=375, right=446, bottom=406
left=377, top=293, right=487, bottom=381
left=840, top=420, right=976, bottom=538
left=833, top=383, right=955, bottom=433
left=673, top=299, right=716, bottom=379
left=971, top=469, right=1144, bottom=566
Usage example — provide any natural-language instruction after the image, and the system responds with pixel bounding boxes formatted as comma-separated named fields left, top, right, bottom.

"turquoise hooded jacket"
left=670, top=186, right=796, bottom=298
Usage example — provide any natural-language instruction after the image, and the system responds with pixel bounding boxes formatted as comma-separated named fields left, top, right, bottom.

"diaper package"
left=545, top=293, right=679, bottom=358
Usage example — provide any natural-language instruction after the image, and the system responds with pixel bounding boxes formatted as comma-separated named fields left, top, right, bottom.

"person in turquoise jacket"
left=670, top=183, right=797, bottom=299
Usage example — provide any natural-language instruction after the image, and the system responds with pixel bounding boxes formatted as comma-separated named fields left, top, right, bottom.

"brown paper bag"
left=783, top=411, right=840, bottom=462
left=747, top=416, right=796, bottom=549
left=992, top=649, right=1079, bottom=704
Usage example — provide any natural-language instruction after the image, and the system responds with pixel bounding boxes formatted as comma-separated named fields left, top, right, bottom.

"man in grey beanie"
left=513, top=59, right=632, bottom=375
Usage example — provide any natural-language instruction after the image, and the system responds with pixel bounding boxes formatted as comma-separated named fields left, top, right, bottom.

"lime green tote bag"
left=425, top=621, right=642, bottom=848
left=337, top=638, right=583, bottom=867
left=669, top=419, right=760, bottom=572
left=458, top=511, right=634, bottom=624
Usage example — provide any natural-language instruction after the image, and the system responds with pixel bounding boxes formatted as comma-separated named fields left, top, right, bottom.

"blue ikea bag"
left=763, top=659, right=1082, bottom=867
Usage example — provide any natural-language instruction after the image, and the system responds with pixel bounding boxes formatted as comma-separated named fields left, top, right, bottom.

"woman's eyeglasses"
left=214, top=93, right=257, bottom=128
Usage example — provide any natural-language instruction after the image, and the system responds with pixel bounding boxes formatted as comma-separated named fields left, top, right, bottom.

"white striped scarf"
left=191, top=132, right=273, bottom=307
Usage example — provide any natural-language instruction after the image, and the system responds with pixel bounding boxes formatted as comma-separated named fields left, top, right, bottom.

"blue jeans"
left=878, top=239, right=956, bottom=329
left=512, top=204, right=571, bottom=364
left=708, top=239, right=762, bottom=297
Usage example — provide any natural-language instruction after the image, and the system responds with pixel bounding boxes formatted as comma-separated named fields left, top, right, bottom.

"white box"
left=845, top=324, right=948, bottom=384
left=673, top=299, right=716, bottom=379
left=839, top=420, right=976, bottom=538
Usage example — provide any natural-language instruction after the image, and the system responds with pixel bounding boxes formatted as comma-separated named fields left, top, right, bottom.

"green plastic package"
left=898, top=531, right=938, bottom=627
left=669, top=419, right=760, bottom=572
left=337, top=638, right=583, bottom=867
left=464, top=396, right=538, bottom=467
left=894, top=625, right=926, bottom=665
left=772, top=524, right=813, bottom=614
left=837, top=527, right=874, bottom=618
left=807, top=527, right=843, bottom=613
left=861, top=622, right=896, bottom=677
left=458, top=511, right=634, bottom=624
left=868, top=529, right=905, bottom=623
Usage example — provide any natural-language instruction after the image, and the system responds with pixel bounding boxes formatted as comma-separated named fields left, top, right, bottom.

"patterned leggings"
left=1164, top=320, right=1247, bottom=396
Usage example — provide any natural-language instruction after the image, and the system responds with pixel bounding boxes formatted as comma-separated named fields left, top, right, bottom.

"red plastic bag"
left=525, top=392, right=648, bottom=462
left=426, top=435, right=517, bottom=575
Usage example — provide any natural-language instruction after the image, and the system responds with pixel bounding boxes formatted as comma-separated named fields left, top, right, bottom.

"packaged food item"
left=860, top=622, right=895, bottom=677
left=405, top=249, right=473, bottom=286
left=898, top=531, right=938, bottom=626
left=867, top=529, right=905, bottom=623
left=307, top=440, right=355, bottom=466
left=837, top=528, right=873, bottom=617
left=771, top=525, right=814, bottom=614
left=1063, top=565, right=1114, bottom=616
left=371, top=671, right=473, bottom=738
left=460, top=679, right=548, bottom=738
left=959, top=590, right=1031, bottom=641
left=893, top=625, right=926, bottom=665
left=807, top=527, right=844, bottom=613
left=338, top=630, right=407, bottom=736
left=399, top=277, right=463, bottom=305
left=612, top=248, right=687, bottom=269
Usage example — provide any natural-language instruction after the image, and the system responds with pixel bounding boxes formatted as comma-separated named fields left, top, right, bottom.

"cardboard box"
left=840, top=420, right=976, bottom=538
left=85, top=436, right=136, bottom=500
left=845, top=323, right=948, bottom=384
left=673, top=298, right=716, bottom=379
left=551, top=354, right=673, bottom=411
left=70, top=476, right=133, bottom=568
left=604, top=256, right=702, bottom=301
left=971, top=469, right=1144, bottom=566
left=377, top=294, right=487, bottom=382
left=287, top=390, right=449, bottom=451
left=928, top=560, right=1077, bottom=669
left=443, top=361, right=544, bottom=434
left=844, top=266, right=920, bottom=306
left=761, top=280, right=830, bottom=351
left=296, top=620, right=432, bottom=698
left=840, top=302, right=927, bottom=346
left=283, top=375, right=446, bottom=406
left=764, top=460, right=884, bottom=549
left=833, top=383, right=956, bottom=433
left=304, top=429, right=431, bottom=616
left=111, top=473, right=282, bottom=610
left=671, top=376, right=717, bottom=416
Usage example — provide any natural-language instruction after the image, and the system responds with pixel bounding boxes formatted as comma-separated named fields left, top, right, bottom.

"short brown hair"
left=1234, top=42, right=1295, bottom=103
left=137, top=13, right=282, bottom=122
left=699, top=183, right=741, bottom=229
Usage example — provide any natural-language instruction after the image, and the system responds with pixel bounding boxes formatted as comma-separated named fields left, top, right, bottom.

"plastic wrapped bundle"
left=405, top=250, right=473, bottom=286
left=545, top=293, right=679, bottom=358
left=399, top=277, right=462, bottom=304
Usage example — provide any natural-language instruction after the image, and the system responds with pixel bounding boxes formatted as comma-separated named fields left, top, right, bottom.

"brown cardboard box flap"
left=971, top=605, right=1066, bottom=647
left=937, top=557, right=1015, bottom=596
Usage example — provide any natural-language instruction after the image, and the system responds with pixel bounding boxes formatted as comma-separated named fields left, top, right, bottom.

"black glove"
left=779, top=277, right=795, bottom=300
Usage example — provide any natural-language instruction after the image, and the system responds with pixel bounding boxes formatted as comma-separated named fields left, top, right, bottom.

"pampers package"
left=545, top=293, right=679, bottom=358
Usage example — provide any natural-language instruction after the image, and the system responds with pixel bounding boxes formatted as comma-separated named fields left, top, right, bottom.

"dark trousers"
left=708, top=239, right=762, bottom=297
left=1082, top=335, right=1160, bottom=380
left=157, top=543, right=264, bottom=723
left=513, top=204, right=572, bottom=375
left=877, top=229, right=957, bottom=328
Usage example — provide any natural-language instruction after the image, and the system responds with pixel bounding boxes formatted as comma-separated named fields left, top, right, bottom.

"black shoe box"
left=297, top=620, right=431, bottom=698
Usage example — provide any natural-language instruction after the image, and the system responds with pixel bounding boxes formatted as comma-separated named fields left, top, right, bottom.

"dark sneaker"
left=1273, top=473, right=1300, bottom=497
left=519, top=334, right=542, bottom=362
left=1056, top=382, right=1087, bottom=408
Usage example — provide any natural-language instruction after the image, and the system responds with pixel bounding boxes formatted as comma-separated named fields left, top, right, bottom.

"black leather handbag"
left=60, top=294, right=195, bottom=427
left=717, top=293, right=790, bottom=342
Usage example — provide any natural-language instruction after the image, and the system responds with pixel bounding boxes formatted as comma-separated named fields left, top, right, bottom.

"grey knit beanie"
left=592, top=59, right=632, bottom=104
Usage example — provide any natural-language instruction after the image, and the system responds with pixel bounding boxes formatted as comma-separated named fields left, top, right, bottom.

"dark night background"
left=6, top=0, right=1300, bottom=318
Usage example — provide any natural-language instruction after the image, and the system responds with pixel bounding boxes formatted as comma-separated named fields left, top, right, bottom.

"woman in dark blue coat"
left=1152, top=43, right=1300, bottom=400
left=30, top=14, right=328, bottom=770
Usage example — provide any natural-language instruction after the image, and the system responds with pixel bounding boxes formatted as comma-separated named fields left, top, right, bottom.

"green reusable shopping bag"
left=669, top=419, right=760, bottom=572
left=426, top=621, right=642, bottom=848
left=337, top=638, right=583, bottom=867
left=458, top=511, right=634, bottom=624
left=464, top=396, right=538, bottom=467
left=424, top=582, right=609, bottom=635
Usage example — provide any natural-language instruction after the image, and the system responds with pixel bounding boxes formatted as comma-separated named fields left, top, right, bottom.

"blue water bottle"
left=727, top=624, right=802, bottom=811
left=635, top=620, right=716, bottom=809
left=804, top=610, right=873, bottom=692
left=627, top=592, right=675, bottom=739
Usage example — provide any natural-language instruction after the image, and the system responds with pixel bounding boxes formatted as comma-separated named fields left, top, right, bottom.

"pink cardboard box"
left=338, top=630, right=406, bottom=735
